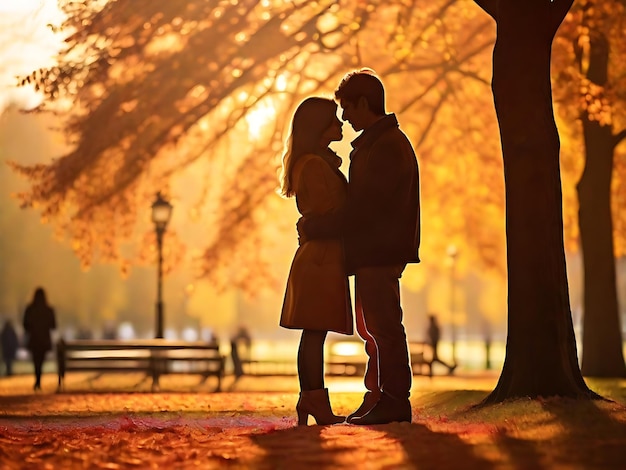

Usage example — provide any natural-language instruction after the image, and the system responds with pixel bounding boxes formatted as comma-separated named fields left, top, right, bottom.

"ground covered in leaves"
left=0, top=373, right=625, bottom=469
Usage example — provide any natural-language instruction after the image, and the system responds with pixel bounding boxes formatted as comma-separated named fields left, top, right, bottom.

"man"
left=299, top=69, right=421, bottom=424
left=427, top=314, right=457, bottom=374
left=230, top=325, right=252, bottom=380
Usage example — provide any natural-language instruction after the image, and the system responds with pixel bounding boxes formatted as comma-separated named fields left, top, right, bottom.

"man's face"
left=339, top=97, right=367, bottom=132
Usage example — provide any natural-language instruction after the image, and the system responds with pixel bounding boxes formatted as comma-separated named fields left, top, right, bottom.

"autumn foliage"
left=11, top=0, right=625, bottom=294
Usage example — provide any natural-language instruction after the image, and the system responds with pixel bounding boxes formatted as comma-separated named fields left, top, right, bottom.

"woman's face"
left=319, top=114, right=343, bottom=146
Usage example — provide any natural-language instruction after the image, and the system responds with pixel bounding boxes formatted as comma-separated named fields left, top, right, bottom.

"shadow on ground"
left=251, top=421, right=496, bottom=469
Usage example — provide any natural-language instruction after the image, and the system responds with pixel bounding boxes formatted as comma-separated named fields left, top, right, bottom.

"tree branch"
left=614, top=128, right=626, bottom=148
left=474, top=0, right=497, bottom=20
left=416, top=86, right=451, bottom=148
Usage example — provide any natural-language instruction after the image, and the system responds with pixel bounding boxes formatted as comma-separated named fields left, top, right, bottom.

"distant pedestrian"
left=230, top=325, right=252, bottom=380
left=483, top=321, right=492, bottom=370
left=427, top=314, right=456, bottom=374
left=1, top=320, right=19, bottom=376
left=23, top=287, right=57, bottom=391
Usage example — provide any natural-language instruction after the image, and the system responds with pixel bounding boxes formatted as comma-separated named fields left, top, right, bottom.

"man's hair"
left=334, top=68, right=386, bottom=115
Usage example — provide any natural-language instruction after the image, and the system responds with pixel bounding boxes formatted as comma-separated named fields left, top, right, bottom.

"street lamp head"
left=151, top=191, right=173, bottom=233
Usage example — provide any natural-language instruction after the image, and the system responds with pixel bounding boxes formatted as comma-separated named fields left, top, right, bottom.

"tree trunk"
left=577, top=21, right=626, bottom=377
left=474, top=0, right=596, bottom=402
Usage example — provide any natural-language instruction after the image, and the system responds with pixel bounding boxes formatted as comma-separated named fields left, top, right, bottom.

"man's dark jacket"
left=302, top=114, right=420, bottom=274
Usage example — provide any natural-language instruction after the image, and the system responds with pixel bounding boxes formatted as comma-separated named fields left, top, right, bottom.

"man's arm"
left=297, top=210, right=345, bottom=244
left=294, top=156, right=348, bottom=243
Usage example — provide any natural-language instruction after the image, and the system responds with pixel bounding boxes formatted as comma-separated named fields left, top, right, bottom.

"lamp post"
left=151, top=192, right=173, bottom=339
left=447, top=244, right=458, bottom=364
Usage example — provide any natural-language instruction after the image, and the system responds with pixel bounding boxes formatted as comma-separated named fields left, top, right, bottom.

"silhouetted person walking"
left=427, top=314, right=456, bottom=374
left=1, top=320, right=19, bottom=376
left=230, top=325, right=252, bottom=380
left=23, top=287, right=57, bottom=391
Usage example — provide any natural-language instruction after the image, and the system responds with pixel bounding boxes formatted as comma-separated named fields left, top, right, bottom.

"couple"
left=279, top=69, right=421, bottom=426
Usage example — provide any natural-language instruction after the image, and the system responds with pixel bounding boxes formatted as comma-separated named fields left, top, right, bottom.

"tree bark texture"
left=475, top=0, right=596, bottom=402
left=577, top=21, right=626, bottom=377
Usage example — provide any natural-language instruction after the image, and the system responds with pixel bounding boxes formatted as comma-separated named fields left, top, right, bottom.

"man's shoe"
left=347, top=390, right=381, bottom=421
left=349, top=393, right=411, bottom=425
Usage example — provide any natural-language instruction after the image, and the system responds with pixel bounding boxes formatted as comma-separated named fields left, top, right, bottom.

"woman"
left=1, top=319, right=19, bottom=376
left=23, top=287, right=56, bottom=391
left=280, top=97, right=353, bottom=426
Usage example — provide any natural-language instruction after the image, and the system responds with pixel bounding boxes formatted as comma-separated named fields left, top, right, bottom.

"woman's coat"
left=280, top=152, right=353, bottom=334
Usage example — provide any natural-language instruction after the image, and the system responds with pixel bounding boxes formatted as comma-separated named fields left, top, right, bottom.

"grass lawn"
left=406, top=378, right=626, bottom=469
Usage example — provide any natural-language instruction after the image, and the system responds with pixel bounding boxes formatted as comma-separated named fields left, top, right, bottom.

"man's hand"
left=296, top=217, right=308, bottom=245
left=296, top=212, right=344, bottom=244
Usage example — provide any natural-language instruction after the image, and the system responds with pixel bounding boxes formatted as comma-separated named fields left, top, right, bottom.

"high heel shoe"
left=296, top=388, right=345, bottom=426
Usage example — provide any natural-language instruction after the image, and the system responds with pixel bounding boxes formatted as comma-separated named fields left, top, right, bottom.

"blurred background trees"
left=6, top=0, right=625, bottom=366
left=553, top=0, right=626, bottom=377
left=11, top=0, right=505, bottom=292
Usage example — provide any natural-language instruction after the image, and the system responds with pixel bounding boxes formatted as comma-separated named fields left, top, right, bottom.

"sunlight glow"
left=246, top=98, right=276, bottom=140
left=145, top=32, right=186, bottom=55
left=275, top=74, right=288, bottom=92
left=118, top=322, right=136, bottom=340
left=0, top=0, right=65, bottom=112
left=181, top=327, right=199, bottom=342
left=330, top=341, right=364, bottom=358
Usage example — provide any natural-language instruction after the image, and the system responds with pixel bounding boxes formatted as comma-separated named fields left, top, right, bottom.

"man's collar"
left=351, top=114, right=398, bottom=149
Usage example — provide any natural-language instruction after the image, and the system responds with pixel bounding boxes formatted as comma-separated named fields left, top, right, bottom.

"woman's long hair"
left=279, top=97, right=337, bottom=197
left=29, top=287, right=49, bottom=309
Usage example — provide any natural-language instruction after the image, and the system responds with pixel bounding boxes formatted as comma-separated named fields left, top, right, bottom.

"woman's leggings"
left=297, top=329, right=328, bottom=391
left=32, top=350, right=46, bottom=385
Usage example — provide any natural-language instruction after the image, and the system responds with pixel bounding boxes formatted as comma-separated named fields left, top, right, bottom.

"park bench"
left=325, top=340, right=434, bottom=377
left=233, top=340, right=369, bottom=377
left=56, top=339, right=226, bottom=392
left=408, top=341, right=434, bottom=377
left=234, top=354, right=363, bottom=377
left=230, top=340, right=434, bottom=379
left=326, top=340, right=366, bottom=377
left=239, top=358, right=298, bottom=376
